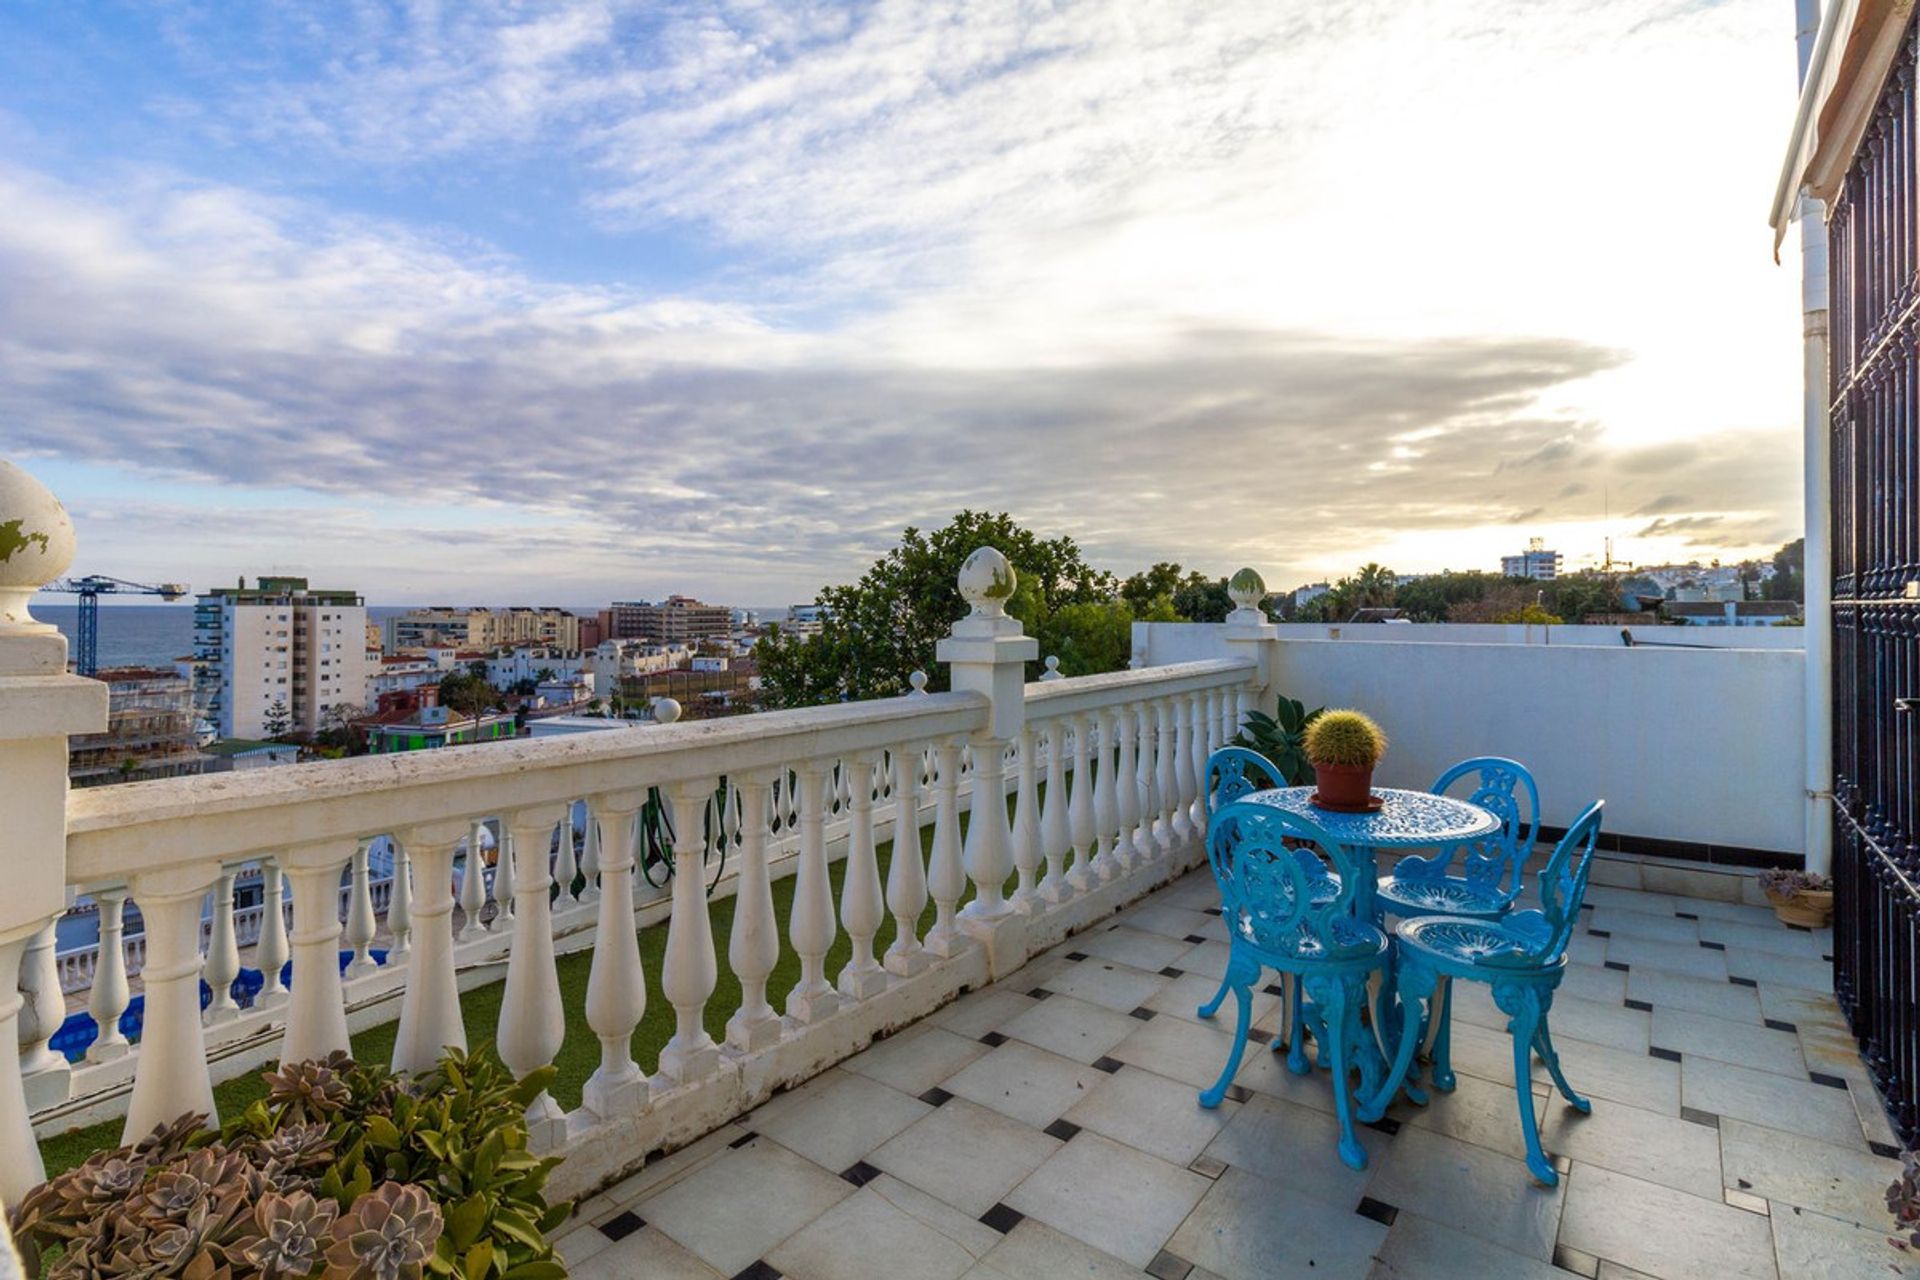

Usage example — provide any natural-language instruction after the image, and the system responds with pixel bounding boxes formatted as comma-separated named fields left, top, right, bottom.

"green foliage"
left=14, top=1048, right=570, bottom=1280
left=1230, top=696, right=1324, bottom=785
left=440, top=672, right=503, bottom=720
left=263, top=698, right=292, bottom=740
left=1494, top=603, right=1563, bottom=625
left=1303, top=709, right=1387, bottom=768
left=1764, top=537, right=1805, bottom=603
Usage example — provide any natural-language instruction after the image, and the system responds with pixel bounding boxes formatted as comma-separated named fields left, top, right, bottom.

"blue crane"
left=42, top=575, right=189, bottom=677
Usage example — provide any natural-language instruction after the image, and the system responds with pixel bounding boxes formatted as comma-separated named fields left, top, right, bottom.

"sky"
left=0, top=0, right=1809, bottom=606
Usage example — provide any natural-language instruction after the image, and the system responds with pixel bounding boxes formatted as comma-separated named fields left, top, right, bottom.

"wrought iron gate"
left=1829, top=10, right=1920, bottom=1150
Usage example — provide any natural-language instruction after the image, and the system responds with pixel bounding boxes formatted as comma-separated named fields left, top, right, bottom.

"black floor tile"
left=732, top=1263, right=781, bottom=1280
left=597, top=1210, right=645, bottom=1241
left=1680, top=1106, right=1720, bottom=1129
left=919, top=1086, right=953, bottom=1107
left=1355, top=1196, right=1398, bottom=1226
left=980, top=1030, right=1008, bottom=1047
left=1044, top=1118, right=1081, bottom=1142
left=979, top=1202, right=1024, bottom=1234
left=1092, top=1055, right=1123, bottom=1074
left=1624, top=998, right=1653, bottom=1012
left=1808, top=1071, right=1849, bottom=1090
left=1763, top=1018, right=1798, bottom=1034
left=839, top=1160, right=882, bottom=1187
left=1649, top=1046, right=1682, bottom=1063
left=1145, top=1249, right=1194, bottom=1280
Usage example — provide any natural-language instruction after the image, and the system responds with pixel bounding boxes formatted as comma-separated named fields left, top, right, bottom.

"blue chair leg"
left=1533, top=1004, right=1590, bottom=1114
left=1200, top=956, right=1258, bottom=1109
left=1428, top=977, right=1457, bottom=1092
left=1498, top=983, right=1557, bottom=1186
left=1197, top=972, right=1229, bottom=1020
left=1360, top=960, right=1433, bottom=1122
left=1318, top=975, right=1368, bottom=1171
left=1286, top=973, right=1312, bottom=1075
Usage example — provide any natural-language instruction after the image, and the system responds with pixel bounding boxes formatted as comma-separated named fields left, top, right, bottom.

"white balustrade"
left=555, top=805, right=579, bottom=905
left=389, top=820, right=467, bottom=1073
left=578, top=806, right=602, bottom=904
left=344, top=844, right=378, bottom=978
left=1038, top=718, right=1073, bottom=903
left=583, top=793, right=649, bottom=1116
left=494, top=822, right=517, bottom=928
left=726, top=776, right=785, bottom=1046
left=1010, top=726, right=1043, bottom=908
left=786, top=764, right=841, bottom=1021
left=498, top=806, right=567, bottom=1148
left=1171, top=695, right=1197, bottom=842
left=457, top=821, right=488, bottom=941
left=18, top=922, right=65, bottom=1093
left=122, top=866, right=221, bottom=1140
left=281, top=840, right=355, bottom=1064
left=1067, top=713, right=1097, bottom=891
left=1188, top=691, right=1210, bottom=831
left=1114, top=703, right=1141, bottom=872
left=885, top=749, right=932, bottom=975
left=203, top=871, right=241, bottom=1021
left=1091, top=709, right=1120, bottom=881
left=256, top=860, right=290, bottom=1007
left=86, top=890, right=131, bottom=1061
left=657, top=779, right=720, bottom=1084
left=837, top=755, right=887, bottom=999
left=924, top=740, right=967, bottom=956
left=387, top=840, right=413, bottom=961
left=1155, top=697, right=1179, bottom=850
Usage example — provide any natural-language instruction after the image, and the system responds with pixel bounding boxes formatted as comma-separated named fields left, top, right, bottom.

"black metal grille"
left=1830, top=10, right=1920, bottom=1150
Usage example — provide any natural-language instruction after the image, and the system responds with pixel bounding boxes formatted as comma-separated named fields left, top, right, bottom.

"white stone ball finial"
left=1040, top=655, right=1063, bottom=682
left=957, top=546, right=1017, bottom=619
left=1228, top=567, right=1267, bottom=613
left=0, top=459, right=77, bottom=628
left=652, top=696, right=682, bottom=724
left=907, top=670, right=929, bottom=696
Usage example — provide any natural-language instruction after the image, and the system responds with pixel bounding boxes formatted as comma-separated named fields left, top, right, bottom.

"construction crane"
left=42, top=575, right=190, bottom=677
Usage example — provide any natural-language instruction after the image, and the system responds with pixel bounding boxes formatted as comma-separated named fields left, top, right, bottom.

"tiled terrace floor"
left=553, top=864, right=1910, bottom=1280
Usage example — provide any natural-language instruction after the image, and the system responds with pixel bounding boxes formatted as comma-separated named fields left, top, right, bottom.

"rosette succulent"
left=238, top=1191, right=338, bottom=1278
left=325, top=1183, right=442, bottom=1280
left=263, top=1058, right=351, bottom=1122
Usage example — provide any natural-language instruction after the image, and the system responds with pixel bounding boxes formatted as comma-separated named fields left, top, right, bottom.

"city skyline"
left=2, top=2, right=1805, bottom=602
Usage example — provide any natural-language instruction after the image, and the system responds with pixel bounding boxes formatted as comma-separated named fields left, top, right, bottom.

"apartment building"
left=609, top=595, right=731, bottom=645
left=382, top=606, right=581, bottom=653
left=194, top=576, right=369, bottom=739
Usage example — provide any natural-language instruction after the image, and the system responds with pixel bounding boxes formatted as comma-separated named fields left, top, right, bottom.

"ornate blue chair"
left=1198, top=799, right=1389, bottom=1171
left=1383, top=799, right=1605, bottom=1185
left=1374, top=757, right=1541, bottom=1084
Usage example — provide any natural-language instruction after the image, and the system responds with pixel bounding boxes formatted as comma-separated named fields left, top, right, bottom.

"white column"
left=1067, top=713, right=1097, bottom=890
left=1010, top=726, right=1043, bottom=909
left=1135, top=702, right=1159, bottom=857
left=389, top=820, right=467, bottom=1074
left=202, top=871, right=241, bottom=1022
left=386, top=839, right=413, bottom=961
left=281, top=840, right=355, bottom=1064
left=343, top=843, right=378, bottom=978
left=123, top=867, right=221, bottom=1141
left=838, top=755, right=888, bottom=999
left=17, top=919, right=68, bottom=1108
left=578, top=805, right=602, bottom=904
left=86, top=889, right=132, bottom=1061
left=924, top=740, right=967, bottom=956
left=658, top=779, right=721, bottom=1084
left=1155, top=698, right=1179, bottom=850
left=885, top=748, right=931, bottom=975
left=493, top=823, right=517, bottom=928
left=727, top=775, right=784, bottom=1048
left=1171, top=695, right=1196, bottom=842
left=1038, top=719, right=1073, bottom=903
left=1090, top=709, right=1119, bottom=881
left=554, top=805, right=579, bottom=905
left=583, top=793, right=650, bottom=1116
left=1113, top=703, right=1140, bottom=871
left=1187, top=692, right=1209, bottom=834
left=786, top=764, right=842, bottom=1021
left=498, top=807, right=566, bottom=1147
left=457, top=820, right=489, bottom=942
left=255, top=859, right=290, bottom=1007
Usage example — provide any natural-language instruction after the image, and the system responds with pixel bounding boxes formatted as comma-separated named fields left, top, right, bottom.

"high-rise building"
left=609, top=596, right=732, bottom=645
left=381, top=606, right=582, bottom=653
left=1501, top=539, right=1562, bottom=581
left=194, top=576, right=369, bottom=739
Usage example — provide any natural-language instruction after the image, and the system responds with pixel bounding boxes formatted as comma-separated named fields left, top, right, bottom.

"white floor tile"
left=766, top=1185, right=980, bottom=1280
left=998, top=993, right=1139, bottom=1063
left=756, top=1067, right=932, bottom=1171
left=1168, top=1166, right=1387, bottom=1280
left=1005, top=1131, right=1212, bottom=1267
left=1718, top=1117, right=1901, bottom=1223
left=942, top=1039, right=1105, bottom=1128
left=1063, top=1063, right=1238, bottom=1165
left=843, top=1024, right=992, bottom=1095
left=1559, top=1162, right=1778, bottom=1280
left=1364, top=1127, right=1564, bottom=1261
left=868, top=1097, right=1062, bottom=1217
left=1680, top=1057, right=1865, bottom=1149
left=636, top=1137, right=852, bottom=1277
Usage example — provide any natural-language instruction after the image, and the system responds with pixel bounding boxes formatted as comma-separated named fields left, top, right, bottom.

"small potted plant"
left=1303, top=709, right=1387, bottom=810
left=1760, top=867, right=1835, bottom=928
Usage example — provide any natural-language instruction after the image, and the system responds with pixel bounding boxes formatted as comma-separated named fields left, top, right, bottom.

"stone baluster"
left=86, top=889, right=132, bottom=1060
left=1155, top=697, right=1179, bottom=850
left=498, top=806, right=567, bottom=1147
left=457, top=820, right=488, bottom=941
left=1217, top=686, right=1235, bottom=749
left=583, top=792, right=650, bottom=1116
left=282, top=839, right=356, bottom=1063
left=839, top=754, right=888, bottom=999
left=578, top=806, right=601, bottom=904
left=1010, top=725, right=1043, bottom=908
left=390, top=820, right=468, bottom=1073
left=386, top=839, right=413, bottom=961
left=1170, top=695, right=1196, bottom=842
left=1090, top=708, right=1120, bottom=881
left=786, top=764, right=842, bottom=1020
left=924, top=739, right=967, bottom=956
left=493, top=823, right=517, bottom=928
left=554, top=805, right=579, bottom=905
left=727, top=775, right=784, bottom=1048
left=203, top=870, right=242, bottom=1021
left=1038, top=719, right=1073, bottom=903
left=344, top=843, right=378, bottom=977
left=658, top=779, right=721, bottom=1084
left=1113, top=703, right=1140, bottom=871
left=1067, top=713, right=1097, bottom=891
left=256, top=860, right=290, bottom=1006
left=1188, top=691, right=1210, bottom=833
left=1135, top=702, right=1159, bottom=857
left=885, top=748, right=931, bottom=975
left=18, top=920, right=68, bottom=1108
left=123, top=865, right=222, bottom=1141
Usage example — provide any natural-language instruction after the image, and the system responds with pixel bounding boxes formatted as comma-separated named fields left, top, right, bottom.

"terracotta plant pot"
left=1773, top=888, right=1834, bottom=929
left=1312, top=761, right=1375, bottom=808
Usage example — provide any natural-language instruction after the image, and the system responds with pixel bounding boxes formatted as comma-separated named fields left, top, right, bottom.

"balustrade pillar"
left=281, top=840, right=356, bottom=1064
left=493, top=823, right=517, bottom=928
left=1067, top=713, right=1097, bottom=891
left=390, top=821, right=468, bottom=1074
left=203, top=871, right=242, bottom=1021
left=839, top=755, right=888, bottom=999
left=344, top=843, right=378, bottom=977
left=18, top=919, right=68, bottom=1109
left=786, top=764, right=842, bottom=1020
left=1171, top=695, right=1197, bottom=842
left=386, top=840, right=413, bottom=961
left=727, top=776, right=785, bottom=1047
left=583, top=793, right=650, bottom=1115
left=1155, top=698, right=1179, bottom=850
left=1010, top=726, right=1043, bottom=908
left=87, top=889, right=132, bottom=1061
left=1188, top=692, right=1210, bottom=833
left=1113, top=703, right=1140, bottom=871
left=1222, top=570, right=1277, bottom=744
left=1134, top=702, right=1159, bottom=857
left=885, top=749, right=932, bottom=975
left=924, top=741, right=967, bottom=956
left=457, top=820, right=489, bottom=941
left=554, top=805, right=579, bottom=905
left=123, top=867, right=222, bottom=1142
left=1038, top=719, right=1073, bottom=902
left=498, top=806, right=567, bottom=1147
left=256, top=860, right=290, bottom=1006
left=578, top=806, right=601, bottom=904
left=1090, top=709, right=1120, bottom=881
left=658, top=779, right=720, bottom=1084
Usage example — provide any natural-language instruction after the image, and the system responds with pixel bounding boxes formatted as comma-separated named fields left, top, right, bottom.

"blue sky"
left=1, top=1, right=1806, bottom=605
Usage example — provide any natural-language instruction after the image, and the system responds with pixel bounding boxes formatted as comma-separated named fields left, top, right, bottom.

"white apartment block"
left=194, top=577, right=369, bottom=739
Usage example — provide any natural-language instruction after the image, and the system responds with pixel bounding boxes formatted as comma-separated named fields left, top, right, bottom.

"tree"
left=1765, top=538, right=1805, bottom=602
left=1171, top=574, right=1233, bottom=624
left=756, top=511, right=1114, bottom=707
left=262, top=699, right=292, bottom=739
left=1392, top=571, right=1503, bottom=623
left=439, top=671, right=500, bottom=724
left=1119, top=563, right=1187, bottom=615
left=1538, top=574, right=1619, bottom=622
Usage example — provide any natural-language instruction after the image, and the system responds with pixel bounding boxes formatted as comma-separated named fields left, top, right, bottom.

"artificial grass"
left=40, top=817, right=978, bottom=1176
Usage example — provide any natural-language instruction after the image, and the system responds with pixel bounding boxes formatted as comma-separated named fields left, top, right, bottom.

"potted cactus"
left=1761, top=868, right=1835, bottom=928
left=1303, top=709, right=1387, bottom=810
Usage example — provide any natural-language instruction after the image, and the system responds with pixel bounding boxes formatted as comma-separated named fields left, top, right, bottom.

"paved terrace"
left=554, top=861, right=1906, bottom=1280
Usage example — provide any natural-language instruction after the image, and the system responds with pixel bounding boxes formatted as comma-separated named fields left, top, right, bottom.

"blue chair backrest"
left=1431, top=756, right=1541, bottom=899
left=1207, top=800, right=1371, bottom=960
left=1490, top=800, right=1604, bottom=967
left=1205, top=747, right=1285, bottom=823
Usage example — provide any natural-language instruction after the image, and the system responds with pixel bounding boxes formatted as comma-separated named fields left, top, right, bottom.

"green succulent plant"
left=1303, top=709, right=1387, bottom=768
left=1230, top=695, right=1324, bottom=785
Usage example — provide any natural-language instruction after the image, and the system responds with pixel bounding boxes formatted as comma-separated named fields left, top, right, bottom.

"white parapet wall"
left=1136, top=622, right=1806, bottom=858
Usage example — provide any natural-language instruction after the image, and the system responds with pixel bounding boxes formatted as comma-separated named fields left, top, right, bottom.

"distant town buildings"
left=782, top=603, right=829, bottom=636
left=68, top=667, right=207, bottom=787
left=194, top=576, right=369, bottom=739
left=1665, top=601, right=1801, bottom=627
left=381, top=606, right=581, bottom=652
left=610, top=596, right=732, bottom=645
left=1292, top=583, right=1331, bottom=609
left=1501, top=539, right=1563, bottom=581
